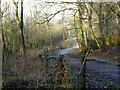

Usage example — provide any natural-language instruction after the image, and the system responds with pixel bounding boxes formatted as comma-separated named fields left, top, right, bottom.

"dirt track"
left=55, top=43, right=120, bottom=85
left=68, top=60, right=120, bottom=85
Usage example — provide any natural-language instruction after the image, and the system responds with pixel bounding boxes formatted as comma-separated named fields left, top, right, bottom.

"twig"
left=39, top=70, right=57, bottom=85
left=44, top=79, right=50, bottom=88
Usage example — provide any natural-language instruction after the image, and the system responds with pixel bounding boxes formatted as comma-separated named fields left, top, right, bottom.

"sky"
left=1, top=0, right=77, bottom=22
left=1, top=0, right=119, bottom=22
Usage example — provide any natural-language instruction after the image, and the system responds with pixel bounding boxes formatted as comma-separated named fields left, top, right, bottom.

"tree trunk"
left=78, top=4, right=86, bottom=51
left=74, top=13, right=80, bottom=48
left=12, top=0, right=26, bottom=54
left=1, top=16, right=5, bottom=63
left=21, top=0, right=25, bottom=54
left=0, top=1, right=2, bottom=87
left=0, top=1, right=5, bottom=63
left=12, top=0, right=27, bottom=72
left=62, top=12, right=65, bottom=40
left=117, top=2, right=120, bottom=45
left=89, top=8, right=102, bottom=51
left=99, top=3, right=105, bottom=52
left=80, top=55, right=86, bottom=88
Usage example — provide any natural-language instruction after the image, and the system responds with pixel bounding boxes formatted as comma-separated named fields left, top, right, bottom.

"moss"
left=68, top=48, right=80, bottom=54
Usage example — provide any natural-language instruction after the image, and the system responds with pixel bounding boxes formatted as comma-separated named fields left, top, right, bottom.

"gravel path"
left=68, top=60, right=120, bottom=85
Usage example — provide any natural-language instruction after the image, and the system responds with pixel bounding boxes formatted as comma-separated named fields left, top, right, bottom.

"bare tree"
left=12, top=0, right=25, bottom=54
left=1, top=2, right=9, bottom=62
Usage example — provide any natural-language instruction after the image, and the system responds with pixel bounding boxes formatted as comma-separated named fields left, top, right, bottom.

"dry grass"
left=88, top=46, right=120, bottom=65
left=2, top=48, right=59, bottom=86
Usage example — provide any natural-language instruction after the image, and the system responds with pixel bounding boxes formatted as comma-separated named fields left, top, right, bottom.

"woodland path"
left=55, top=41, right=120, bottom=86
left=56, top=40, right=79, bottom=56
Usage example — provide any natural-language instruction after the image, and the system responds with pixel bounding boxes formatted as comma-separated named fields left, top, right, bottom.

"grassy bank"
left=67, top=47, right=120, bottom=65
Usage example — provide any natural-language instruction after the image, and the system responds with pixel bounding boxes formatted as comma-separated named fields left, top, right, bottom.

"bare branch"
left=105, top=2, right=120, bottom=18
left=46, top=1, right=78, bottom=4
left=12, top=0, right=19, bottom=6
left=89, top=2, right=99, bottom=17
left=36, top=8, right=78, bottom=25
left=12, top=0, right=20, bottom=26
left=1, top=3, right=10, bottom=17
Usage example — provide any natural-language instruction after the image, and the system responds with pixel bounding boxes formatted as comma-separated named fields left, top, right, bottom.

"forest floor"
left=2, top=38, right=120, bottom=88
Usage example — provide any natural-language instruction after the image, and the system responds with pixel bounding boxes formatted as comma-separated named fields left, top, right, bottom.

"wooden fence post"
left=39, top=54, right=42, bottom=65
left=58, top=55, right=64, bottom=85
left=80, top=55, right=86, bottom=88
left=45, top=55, right=48, bottom=74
